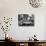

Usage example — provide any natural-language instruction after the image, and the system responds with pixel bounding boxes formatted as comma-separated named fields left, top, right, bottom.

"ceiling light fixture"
left=29, top=0, right=44, bottom=8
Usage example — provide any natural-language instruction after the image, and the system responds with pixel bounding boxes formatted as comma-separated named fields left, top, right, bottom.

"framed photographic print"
left=18, top=14, right=34, bottom=26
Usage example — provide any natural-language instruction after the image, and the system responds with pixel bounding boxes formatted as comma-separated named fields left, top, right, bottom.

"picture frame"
left=18, top=14, right=34, bottom=26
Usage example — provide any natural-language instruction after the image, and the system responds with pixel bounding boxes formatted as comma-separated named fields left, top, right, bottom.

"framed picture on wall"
left=18, top=14, right=34, bottom=26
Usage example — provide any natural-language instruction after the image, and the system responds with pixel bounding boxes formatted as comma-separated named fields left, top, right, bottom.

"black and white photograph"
left=18, top=14, right=34, bottom=26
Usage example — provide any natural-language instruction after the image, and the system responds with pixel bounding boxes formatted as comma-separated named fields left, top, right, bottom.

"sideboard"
left=5, top=39, right=46, bottom=46
left=0, top=39, right=46, bottom=46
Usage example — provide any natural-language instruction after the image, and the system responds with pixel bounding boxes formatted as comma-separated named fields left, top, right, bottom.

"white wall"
left=0, top=0, right=46, bottom=40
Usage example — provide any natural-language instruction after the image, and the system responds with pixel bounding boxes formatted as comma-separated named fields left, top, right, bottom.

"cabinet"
left=24, top=43, right=28, bottom=46
left=28, top=42, right=46, bottom=46
left=38, top=43, right=46, bottom=46
left=43, top=43, right=46, bottom=46
left=16, top=43, right=28, bottom=46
